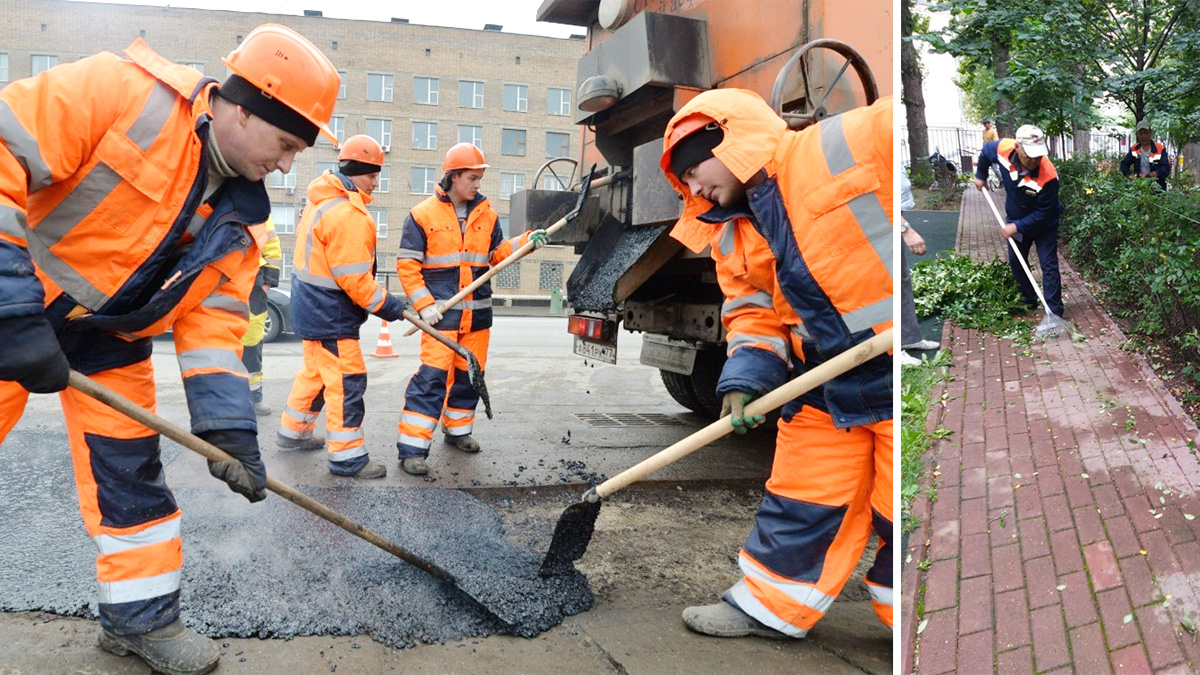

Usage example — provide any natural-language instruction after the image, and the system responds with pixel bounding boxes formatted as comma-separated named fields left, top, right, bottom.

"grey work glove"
left=198, top=429, right=268, bottom=503
left=720, top=391, right=765, bottom=435
left=418, top=305, right=443, bottom=325
left=0, top=314, right=70, bottom=393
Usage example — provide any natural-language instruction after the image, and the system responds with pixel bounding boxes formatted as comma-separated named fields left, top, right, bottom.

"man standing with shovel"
left=660, top=89, right=894, bottom=639
left=974, top=124, right=1065, bottom=318
left=394, top=143, right=546, bottom=475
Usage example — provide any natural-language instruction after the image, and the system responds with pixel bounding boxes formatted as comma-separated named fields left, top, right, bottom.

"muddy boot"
left=681, top=601, right=791, bottom=639
left=401, top=457, right=429, bottom=476
left=444, top=433, right=481, bottom=453
left=337, top=461, right=386, bottom=479
left=253, top=400, right=273, bottom=417
left=98, top=619, right=220, bottom=675
left=275, top=431, right=325, bottom=451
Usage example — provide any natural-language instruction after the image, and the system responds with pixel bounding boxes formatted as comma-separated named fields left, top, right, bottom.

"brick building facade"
left=0, top=0, right=585, bottom=299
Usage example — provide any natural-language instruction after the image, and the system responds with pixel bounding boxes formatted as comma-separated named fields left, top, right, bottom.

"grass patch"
left=901, top=349, right=953, bottom=533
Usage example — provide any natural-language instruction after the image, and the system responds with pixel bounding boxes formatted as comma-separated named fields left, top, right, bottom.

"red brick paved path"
left=903, top=188, right=1200, bottom=674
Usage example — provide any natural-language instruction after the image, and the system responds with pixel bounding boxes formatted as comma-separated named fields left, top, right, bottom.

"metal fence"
left=900, top=125, right=1129, bottom=171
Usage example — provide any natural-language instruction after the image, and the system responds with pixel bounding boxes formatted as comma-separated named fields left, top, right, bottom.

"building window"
left=539, top=262, right=564, bottom=290
left=459, top=80, right=484, bottom=108
left=183, top=61, right=205, bottom=74
left=412, top=121, right=437, bottom=150
left=543, top=174, right=569, bottom=191
left=317, top=161, right=337, bottom=176
left=496, top=262, right=520, bottom=289
left=281, top=248, right=293, bottom=281
left=337, top=71, right=346, bottom=99
left=503, top=84, right=528, bottom=112
left=367, top=73, right=394, bottom=102
left=366, top=118, right=392, bottom=150
left=411, top=166, right=436, bottom=194
left=0, top=54, right=9, bottom=83
left=377, top=165, right=390, bottom=193
left=371, top=209, right=388, bottom=238
left=271, top=204, right=296, bottom=234
left=548, top=87, right=571, bottom=116
left=458, top=125, right=483, bottom=148
left=267, top=169, right=296, bottom=190
left=320, top=116, right=346, bottom=146
left=414, top=76, right=439, bottom=105
left=31, top=54, right=57, bottom=75
left=500, top=172, right=524, bottom=200
left=501, top=129, right=526, bottom=156
left=545, top=132, right=570, bottom=159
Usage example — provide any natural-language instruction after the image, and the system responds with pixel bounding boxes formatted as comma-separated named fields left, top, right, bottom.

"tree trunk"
left=901, top=0, right=931, bottom=185
left=993, top=38, right=1014, bottom=137
left=1073, top=119, right=1091, bottom=157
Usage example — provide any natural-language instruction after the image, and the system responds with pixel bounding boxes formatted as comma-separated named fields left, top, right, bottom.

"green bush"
left=911, top=252, right=1031, bottom=341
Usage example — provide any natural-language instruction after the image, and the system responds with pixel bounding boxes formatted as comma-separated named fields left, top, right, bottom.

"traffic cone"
left=371, top=321, right=399, bottom=359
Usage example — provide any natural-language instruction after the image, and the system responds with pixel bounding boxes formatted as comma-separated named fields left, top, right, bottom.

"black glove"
left=198, top=429, right=268, bottom=503
left=0, top=314, right=69, bottom=393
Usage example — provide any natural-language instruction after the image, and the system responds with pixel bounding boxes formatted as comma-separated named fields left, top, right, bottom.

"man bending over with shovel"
left=974, top=124, right=1065, bottom=317
left=661, top=89, right=894, bottom=639
left=394, top=143, right=546, bottom=476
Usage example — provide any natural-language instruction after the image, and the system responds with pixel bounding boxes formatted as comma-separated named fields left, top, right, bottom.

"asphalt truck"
left=514, top=0, right=892, bottom=417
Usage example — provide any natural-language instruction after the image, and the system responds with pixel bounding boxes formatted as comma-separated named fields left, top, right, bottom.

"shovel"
left=402, top=165, right=601, bottom=337
left=539, top=328, right=894, bottom=576
left=401, top=308, right=491, bottom=419
left=980, top=188, right=1071, bottom=339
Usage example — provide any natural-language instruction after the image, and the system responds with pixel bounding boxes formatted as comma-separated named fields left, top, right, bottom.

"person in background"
left=900, top=170, right=939, bottom=366
left=242, top=215, right=281, bottom=417
left=1120, top=119, right=1170, bottom=190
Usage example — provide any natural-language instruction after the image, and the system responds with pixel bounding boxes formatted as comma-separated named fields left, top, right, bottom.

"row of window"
left=0, top=53, right=54, bottom=81
left=385, top=75, right=571, bottom=116
left=268, top=163, right=562, bottom=199
left=318, top=117, right=571, bottom=159
left=277, top=248, right=563, bottom=290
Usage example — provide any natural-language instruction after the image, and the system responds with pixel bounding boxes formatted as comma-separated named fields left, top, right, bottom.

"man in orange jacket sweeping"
left=278, top=134, right=405, bottom=479
left=0, top=25, right=339, bottom=674
left=661, top=89, right=894, bottom=639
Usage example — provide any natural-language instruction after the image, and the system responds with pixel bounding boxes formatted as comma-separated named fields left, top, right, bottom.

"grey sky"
left=66, top=0, right=583, bottom=38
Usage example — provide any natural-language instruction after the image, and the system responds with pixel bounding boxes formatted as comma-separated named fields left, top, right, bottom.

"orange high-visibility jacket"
left=290, top=170, right=403, bottom=339
left=396, top=186, right=531, bottom=331
left=0, top=39, right=268, bottom=433
left=662, top=90, right=894, bottom=428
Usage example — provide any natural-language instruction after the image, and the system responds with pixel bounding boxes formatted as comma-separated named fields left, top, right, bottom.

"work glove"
left=530, top=229, right=549, bottom=249
left=0, top=314, right=70, bottom=393
left=720, top=391, right=765, bottom=435
left=418, top=305, right=443, bottom=325
left=198, top=429, right=268, bottom=503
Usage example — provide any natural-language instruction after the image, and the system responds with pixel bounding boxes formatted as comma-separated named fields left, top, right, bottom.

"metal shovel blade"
left=539, top=497, right=602, bottom=577
left=464, top=351, right=493, bottom=420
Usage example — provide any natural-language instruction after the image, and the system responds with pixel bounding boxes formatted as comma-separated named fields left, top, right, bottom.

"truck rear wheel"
left=659, top=348, right=726, bottom=419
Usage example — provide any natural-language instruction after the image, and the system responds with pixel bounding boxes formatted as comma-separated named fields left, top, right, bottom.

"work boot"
left=98, top=619, right=220, bottom=675
left=275, top=431, right=325, bottom=451
left=337, top=461, right=386, bottom=479
left=682, top=601, right=791, bottom=639
left=401, top=457, right=429, bottom=476
left=444, top=433, right=481, bottom=453
left=253, top=400, right=273, bottom=417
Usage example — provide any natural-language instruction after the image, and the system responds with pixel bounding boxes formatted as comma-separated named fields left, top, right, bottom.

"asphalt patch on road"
left=0, top=429, right=592, bottom=647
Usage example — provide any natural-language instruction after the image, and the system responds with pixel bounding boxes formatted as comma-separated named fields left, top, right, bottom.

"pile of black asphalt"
left=0, top=429, right=592, bottom=647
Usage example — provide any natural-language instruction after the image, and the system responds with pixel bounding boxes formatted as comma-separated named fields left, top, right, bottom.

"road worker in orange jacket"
left=0, top=25, right=339, bottom=674
left=278, top=134, right=404, bottom=479
left=661, top=89, right=894, bottom=639
left=394, top=143, right=546, bottom=476
left=242, top=215, right=282, bottom=417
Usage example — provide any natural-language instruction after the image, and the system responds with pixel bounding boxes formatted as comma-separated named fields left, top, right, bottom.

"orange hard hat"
left=222, top=24, right=341, bottom=146
left=665, top=112, right=718, bottom=152
left=443, top=142, right=490, bottom=172
left=338, top=134, right=385, bottom=166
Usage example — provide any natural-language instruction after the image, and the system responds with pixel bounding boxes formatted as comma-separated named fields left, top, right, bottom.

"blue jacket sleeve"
left=1014, top=178, right=1060, bottom=238
left=1119, top=151, right=1134, bottom=177
left=716, top=345, right=790, bottom=397
left=974, top=141, right=999, bottom=182
left=1158, top=147, right=1172, bottom=180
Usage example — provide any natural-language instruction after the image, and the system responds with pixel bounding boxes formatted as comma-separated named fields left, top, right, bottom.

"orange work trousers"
left=280, top=338, right=370, bottom=475
left=726, top=404, right=893, bottom=636
left=396, top=328, right=488, bottom=459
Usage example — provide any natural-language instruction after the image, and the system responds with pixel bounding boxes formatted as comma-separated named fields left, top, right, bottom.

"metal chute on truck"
left=513, top=0, right=891, bottom=417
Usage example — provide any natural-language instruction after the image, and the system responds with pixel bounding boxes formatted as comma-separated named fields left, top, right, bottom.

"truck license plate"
left=574, top=335, right=617, bottom=364
left=639, top=337, right=696, bottom=375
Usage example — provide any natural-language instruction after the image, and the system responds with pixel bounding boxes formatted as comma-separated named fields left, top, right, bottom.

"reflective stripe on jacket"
left=0, top=38, right=267, bottom=434
left=396, top=186, right=530, bottom=332
left=1120, top=140, right=1171, bottom=181
left=662, top=90, right=894, bottom=428
left=975, top=139, right=1062, bottom=238
left=291, top=171, right=403, bottom=339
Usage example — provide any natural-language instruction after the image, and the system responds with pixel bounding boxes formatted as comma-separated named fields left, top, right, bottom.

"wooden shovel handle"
left=594, top=327, right=894, bottom=500
left=66, top=370, right=456, bottom=582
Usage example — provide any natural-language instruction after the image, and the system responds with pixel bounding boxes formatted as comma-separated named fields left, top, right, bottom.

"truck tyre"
left=658, top=348, right=726, bottom=419
left=264, top=303, right=283, bottom=343
left=660, top=369, right=703, bottom=414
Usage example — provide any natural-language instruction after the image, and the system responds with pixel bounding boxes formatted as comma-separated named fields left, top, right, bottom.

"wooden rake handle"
left=979, top=188, right=1053, bottom=314
left=592, top=327, right=894, bottom=500
left=67, top=370, right=456, bottom=582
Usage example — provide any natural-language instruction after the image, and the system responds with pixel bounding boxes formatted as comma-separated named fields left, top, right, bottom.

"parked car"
left=264, top=286, right=292, bottom=343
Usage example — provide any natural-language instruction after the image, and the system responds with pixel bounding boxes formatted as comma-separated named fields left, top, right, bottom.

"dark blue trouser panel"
left=1007, top=229, right=1063, bottom=316
left=743, top=491, right=849, bottom=584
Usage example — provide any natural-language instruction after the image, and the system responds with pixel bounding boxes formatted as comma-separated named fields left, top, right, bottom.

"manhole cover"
left=573, top=412, right=686, bottom=427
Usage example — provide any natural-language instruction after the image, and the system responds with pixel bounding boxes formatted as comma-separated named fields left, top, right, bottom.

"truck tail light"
left=568, top=315, right=609, bottom=340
